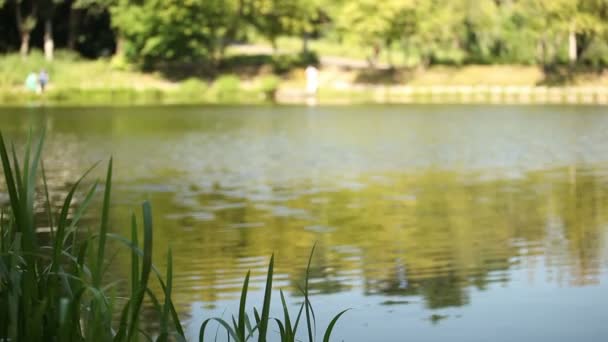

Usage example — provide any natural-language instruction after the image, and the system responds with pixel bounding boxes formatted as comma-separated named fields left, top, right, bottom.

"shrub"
left=212, top=74, right=241, bottom=102
left=258, top=75, right=280, bottom=101
left=272, top=52, right=319, bottom=74
left=179, top=77, right=208, bottom=95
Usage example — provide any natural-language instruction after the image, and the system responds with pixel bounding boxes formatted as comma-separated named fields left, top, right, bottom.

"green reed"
left=0, top=131, right=347, bottom=341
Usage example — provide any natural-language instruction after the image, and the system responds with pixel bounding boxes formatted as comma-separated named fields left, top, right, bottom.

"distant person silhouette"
left=39, top=69, right=49, bottom=93
left=25, top=72, right=38, bottom=93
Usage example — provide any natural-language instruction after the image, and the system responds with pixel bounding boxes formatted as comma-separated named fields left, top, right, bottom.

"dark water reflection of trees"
left=103, top=166, right=608, bottom=312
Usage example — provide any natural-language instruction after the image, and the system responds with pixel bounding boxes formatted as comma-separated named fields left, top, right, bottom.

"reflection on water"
left=1, top=105, right=608, bottom=341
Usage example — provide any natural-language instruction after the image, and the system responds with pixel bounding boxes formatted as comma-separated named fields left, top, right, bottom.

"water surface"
left=1, top=104, right=607, bottom=341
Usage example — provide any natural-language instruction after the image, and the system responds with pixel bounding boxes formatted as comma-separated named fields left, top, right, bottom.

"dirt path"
left=228, top=44, right=390, bottom=70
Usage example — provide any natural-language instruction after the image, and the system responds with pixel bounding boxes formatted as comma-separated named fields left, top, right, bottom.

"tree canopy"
left=1, top=0, right=608, bottom=68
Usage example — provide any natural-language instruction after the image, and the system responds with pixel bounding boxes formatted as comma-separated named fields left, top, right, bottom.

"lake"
left=1, top=104, right=607, bottom=341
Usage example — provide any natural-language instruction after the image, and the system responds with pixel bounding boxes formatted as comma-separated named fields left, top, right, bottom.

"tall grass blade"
left=160, top=282, right=186, bottom=339
left=0, top=133, right=22, bottom=229
left=291, top=301, right=306, bottom=338
left=94, top=158, right=112, bottom=287
left=114, top=298, right=132, bottom=341
left=104, top=231, right=185, bottom=338
left=9, top=144, right=22, bottom=205
left=67, top=185, right=98, bottom=259
left=258, top=254, right=274, bottom=342
left=130, top=213, right=140, bottom=340
left=231, top=316, right=238, bottom=336
left=52, top=170, right=95, bottom=272
left=238, top=271, right=250, bottom=341
left=322, top=309, right=349, bottom=342
left=22, top=130, right=44, bottom=253
left=20, top=133, right=31, bottom=225
left=200, top=318, right=239, bottom=342
left=253, top=308, right=261, bottom=327
left=244, top=314, right=258, bottom=340
left=305, top=244, right=316, bottom=342
left=40, top=160, right=54, bottom=240
left=160, top=248, right=173, bottom=340
left=280, top=289, right=304, bottom=342
left=156, top=274, right=185, bottom=338
left=27, top=129, right=44, bottom=210
left=273, top=318, right=286, bottom=341
left=126, top=201, right=153, bottom=341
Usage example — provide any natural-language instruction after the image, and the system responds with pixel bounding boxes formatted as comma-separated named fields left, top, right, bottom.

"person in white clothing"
left=305, top=65, right=319, bottom=96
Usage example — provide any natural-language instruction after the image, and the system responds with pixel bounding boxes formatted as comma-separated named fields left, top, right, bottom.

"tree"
left=337, top=0, right=417, bottom=66
left=40, top=0, right=64, bottom=61
left=111, top=0, right=239, bottom=67
left=571, top=0, right=608, bottom=64
left=458, top=0, right=502, bottom=63
left=68, top=0, right=114, bottom=51
left=246, top=0, right=312, bottom=52
left=516, top=0, right=576, bottom=67
left=13, top=0, right=37, bottom=57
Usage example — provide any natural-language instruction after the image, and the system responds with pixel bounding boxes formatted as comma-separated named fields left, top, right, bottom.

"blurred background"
left=2, top=0, right=608, bottom=105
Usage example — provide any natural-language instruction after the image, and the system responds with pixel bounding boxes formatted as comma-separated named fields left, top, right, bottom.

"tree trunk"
left=16, top=1, right=28, bottom=58
left=271, top=38, right=277, bottom=54
left=115, top=36, right=125, bottom=56
left=20, top=31, right=30, bottom=57
left=538, top=35, right=547, bottom=69
left=68, top=6, right=81, bottom=50
left=568, top=25, right=577, bottom=65
left=44, top=19, right=54, bottom=61
left=301, top=33, right=308, bottom=54
left=386, top=40, right=393, bottom=68
left=15, top=0, right=37, bottom=58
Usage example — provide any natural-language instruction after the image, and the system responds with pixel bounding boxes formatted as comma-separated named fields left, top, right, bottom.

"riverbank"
left=3, top=51, right=608, bottom=106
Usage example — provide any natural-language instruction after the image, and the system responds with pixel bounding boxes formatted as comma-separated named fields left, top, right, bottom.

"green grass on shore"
left=2, top=48, right=608, bottom=106
left=0, top=51, right=283, bottom=105
left=0, top=50, right=171, bottom=90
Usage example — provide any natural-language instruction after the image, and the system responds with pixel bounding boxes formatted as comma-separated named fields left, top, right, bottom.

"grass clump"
left=179, top=78, right=208, bottom=95
left=257, top=75, right=280, bottom=101
left=0, top=130, right=347, bottom=341
left=199, top=245, right=349, bottom=342
left=212, top=74, right=241, bottom=102
left=172, top=78, right=209, bottom=103
left=0, top=131, right=184, bottom=341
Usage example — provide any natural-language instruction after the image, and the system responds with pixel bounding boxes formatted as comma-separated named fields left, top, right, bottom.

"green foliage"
left=0, top=131, right=172, bottom=341
left=258, top=75, right=280, bottom=101
left=179, top=78, right=209, bottom=96
left=4, top=0, right=608, bottom=69
left=246, top=0, right=314, bottom=48
left=170, top=78, right=210, bottom=103
left=199, top=246, right=349, bottom=342
left=111, top=0, right=239, bottom=66
left=0, top=131, right=348, bottom=341
left=332, top=0, right=608, bottom=67
left=212, top=74, right=241, bottom=102
left=272, top=52, right=319, bottom=74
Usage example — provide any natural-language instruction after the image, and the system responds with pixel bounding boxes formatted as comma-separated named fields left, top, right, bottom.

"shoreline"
left=3, top=52, right=608, bottom=107
left=290, top=84, right=608, bottom=105
left=3, top=84, right=608, bottom=107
